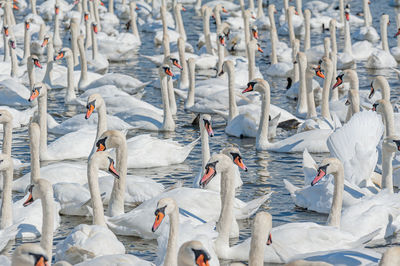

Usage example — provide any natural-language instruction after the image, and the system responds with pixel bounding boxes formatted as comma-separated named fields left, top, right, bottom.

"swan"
left=178, top=241, right=212, bottom=266
left=55, top=151, right=125, bottom=265
left=151, top=198, right=219, bottom=266
left=337, top=9, right=355, bottom=70
left=311, top=157, right=400, bottom=241
left=28, top=83, right=96, bottom=161
left=391, top=13, right=400, bottom=61
left=366, top=14, right=397, bottom=69
left=242, top=79, right=331, bottom=153
left=11, top=244, right=50, bottom=266
left=200, top=154, right=375, bottom=263
left=113, top=65, right=175, bottom=132
left=353, top=0, right=379, bottom=43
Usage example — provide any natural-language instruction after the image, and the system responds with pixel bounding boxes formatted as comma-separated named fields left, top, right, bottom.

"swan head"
left=160, top=64, right=174, bottom=77
left=55, top=4, right=60, bottom=15
left=311, top=158, right=343, bottom=186
left=252, top=212, right=273, bottom=246
left=218, top=60, right=234, bottom=76
left=268, top=4, right=277, bottom=15
left=332, top=70, right=358, bottom=90
left=178, top=241, right=211, bottom=266
left=372, top=99, right=390, bottom=113
left=28, top=83, right=48, bottom=102
left=200, top=153, right=233, bottom=188
left=96, top=130, right=125, bottom=151
left=169, top=57, right=183, bottom=70
left=41, top=35, right=50, bottom=47
left=89, top=151, right=120, bottom=179
left=12, top=243, right=49, bottom=266
left=251, top=25, right=259, bottom=40
left=23, top=179, right=52, bottom=207
left=175, top=3, right=186, bottom=12
left=248, top=39, right=263, bottom=53
left=24, top=19, right=31, bottom=31
left=242, top=78, right=269, bottom=94
left=383, top=136, right=400, bottom=153
left=0, top=154, right=12, bottom=171
left=30, top=54, right=42, bottom=69
left=381, top=14, right=390, bottom=26
left=0, top=109, right=13, bottom=124
left=3, top=25, right=9, bottom=37
left=320, top=56, right=332, bottom=75
left=221, top=146, right=247, bottom=171
left=92, top=22, right=98, bottom=34
left=54, top=48, right=72, bottom=61
left=152, top=197, right=177, bottom=232
left=8, top=37, right=16, bottom=49
left=200, top=114, right=214, bottom=137
left=85, top=94, right=104, bottom=119
left=218, top=34, right=225, bottom=47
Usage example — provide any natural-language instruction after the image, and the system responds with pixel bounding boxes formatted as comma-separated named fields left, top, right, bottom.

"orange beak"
left=25, top=22, right=30, bottom=30
left=85, top=104, right=95, bottom=119
left=242, top=84, right=253, bottom=93
left=368, top=82, right=375, bottom=99
left=100, top=1, right=104, bottom=6
left=205, top=122, right=214, bottom=137
left=196, top=254, right=210, bottom=266
left=295, top=10, right=299, bottom=15
left=4, top=28, right=9, bottom=37
left=182, top=6, right=186, bottom=11
left=173, top=61, right=183, bottom=70
left=108, top=161, right=120, bottom=179
left=41, top=39, right=48, bottom=47
left=257, top=44, right=263, bottom=53
left=29, top=88, right=39, bottom=102
left=13, top=4, right=18, bottom=9
left=151, top=211, right=165, bottom=232
left=267, top=233, right=272, bottom=245
left=23, top=193, right=34, bottom=207
left=35, top=256, right=48, bottom=266
left=332, top=77, right=342, bottom=90
left=55, top=52, right=64, bottom=60
left=135, top=6, right=139, bottom=10
left=93, top=25, right=98, bottom=33
left=55, top=6, right=59, bottom=14
left=316, top=69, right=325, bottom=79
left=165, top=68, right=174, bottom=77
left=219, top=36, right=225, bottom=46
left=222, top=7, right=228, bottom=13
left=234, top=156, right=247, bottom=171
left=34, top=59, right=42, bottom=69
left=252, top=30, right=259, bottom=40
left=311, top=168, right=326, bottom=186
left=200, top=166, right=216, bottom=188
left=345, top=12, right=350, bottom=21
left=96, top=143, right=105, bottom=152
left=84, top=13, right=89, bottom=21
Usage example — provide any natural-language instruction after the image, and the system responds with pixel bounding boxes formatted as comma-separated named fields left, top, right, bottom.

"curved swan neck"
left=107, top=139, right=127, bottom=217
left=40, top=187, right=55, bottom=260
left=203, top=7, right=213, bottom=55
left=129, top=3, right=140, bottom=40
left=88, top=160, right=107, bottom=227
left=164, top=207, right=179, bottom=266
left=2, top=121, right=12, bottom=155
left=161, top=73, right=175, bottom=131
left=327, top=164, right=344, bottom=228
left=381, top=15, right=389, bottom=52
left=304, top=10, right=311, bottom=51
left=178, top=38, right=188, bottom=89
left=227, top=64, right=238, bottom=121
left=375, top=76, right=391, bottom=101
left=185, top=58, right=196, bottom=109
left=1, top=166, right=13, bottom=229
left=321, top=59, right=333, bottom=120
left=174, top=5, right=186, bottom=41
left=256, top=81, right=271, bottom=150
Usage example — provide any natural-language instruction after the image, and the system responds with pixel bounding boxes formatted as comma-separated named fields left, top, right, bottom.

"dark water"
left=2, top=0, right=400, bottom=264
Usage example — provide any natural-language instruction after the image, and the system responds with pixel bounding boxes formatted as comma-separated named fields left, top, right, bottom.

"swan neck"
left=215, top=166, right=236, bottom=250
left=41, top=190, right=55, bottom=260
left=306, top=71, right=317, bottom=118
left=38, top=92, right=48, bottom=159
left=243, top=14, right=250, bottom=48
left=200, top=122, right=210, bottom=175
left=330, top=23, right=337, bottom=53
left=30, top=129, right=40, bottom=184
left=2, top=122, right=12, bottom=155
left=329, top=53, right=338, bottom=101
left=256, top=0, right=264, bottom=18
left=185, top=59, right=196, bottom=109
left=287, top=10, right=295, bottom=46
left=70, top=23, right=79, bottom=66
left=381, top=18, right=389, bottom=52
left=270, top=29, right=278, bottom=64
left=10, top=45, right=17, bottom=77
left=203, top=10, right=213, bottom=55
left=174, top=6, right=186, bottom=41
left=228, top=67, right=238, bottom=121
left=28, top=59, right=35, bottom=89
left=382, top=144, right=394, bottom=193
left=382, top=103, right=395, bottom=137
left=107, top=141, right=127, bottom=217
left=297, top=56, right=308, bottom=115
left=78, top=39, right=88, bottom=86
left=66, top=55, right=76, bottom=101
left=164, top=208, right=179, bottom=266
left=0, top=167, right=13, bottom=229
left=376, top=77, right=391, bottom=101
left=161, top=75, right=175, bottom=131
left=304, top=12, right=311, bottom=51
left=3, top=35, right=10, bottom=61
left=178, top=39, right=188, bottom=88
left=108, top=0, right=114, bottom=14
left=247, top=43, right=255, bottom=82
left=344, top=21, right=353, bottom=56
left=217, top=40, right=224, bottom=73
left=23, top=28, right=31, bottom=62
left=129, top=6, right=140, bottom=39
left=88, top=161, right=107, bottom=227
left=167, top=77, right=177, bottom=115
left=327, top=166, right=344, bottom=228
left=91, top=27, right=98, bottom=60
left=321, top=62, right=333, bottom=120
left=257, top=85, right=271, bottom=150
left=339, top=0, right=344, bottom=24
left=85, top=19, right=92, bottom=49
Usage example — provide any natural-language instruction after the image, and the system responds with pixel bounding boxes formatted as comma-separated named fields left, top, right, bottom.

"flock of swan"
left=2, top=0, right=400, bottom=264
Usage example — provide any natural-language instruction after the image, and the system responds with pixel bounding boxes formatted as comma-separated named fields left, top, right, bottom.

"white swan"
left=55, top=151, right=125, bottom=265
left=151, top=198, right=219, bottom=266
left=11, top=244, right=50, bottom=266
left=242, top=79, right=331, bottom=153
left=366, top=14, right=397, bottom=69
left=178, top=241, right=212, bottom=266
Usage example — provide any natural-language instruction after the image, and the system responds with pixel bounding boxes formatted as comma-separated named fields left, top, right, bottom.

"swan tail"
left=268, top=113, right=281, bottom=138
left=283, top=179, right=299, bottom=196
left=235, top=192, right=272, bottom=219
